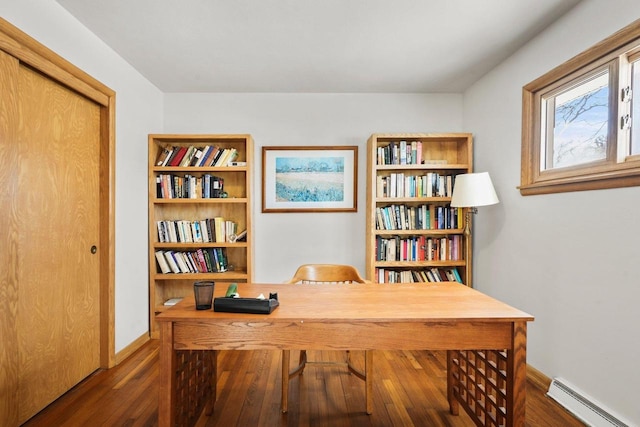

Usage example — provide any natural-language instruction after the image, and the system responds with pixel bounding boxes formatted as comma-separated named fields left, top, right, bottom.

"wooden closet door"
left=15, top=63, right=101, bottom=422
left=0, top=49, right=20, bottom=427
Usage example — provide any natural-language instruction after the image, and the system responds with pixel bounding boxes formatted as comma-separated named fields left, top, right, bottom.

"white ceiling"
left=54, top=0, right=581, bottom=93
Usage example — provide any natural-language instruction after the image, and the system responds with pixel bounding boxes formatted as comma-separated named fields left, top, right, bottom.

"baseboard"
left=114, top=332, right=150, bottom=365
left=527, top=364, right=552, bottom=391
left=547, top=378, right=631, bottom=427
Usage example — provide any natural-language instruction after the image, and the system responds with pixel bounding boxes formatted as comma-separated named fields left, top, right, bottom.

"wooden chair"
left=281, top=264, right=373, bottom=414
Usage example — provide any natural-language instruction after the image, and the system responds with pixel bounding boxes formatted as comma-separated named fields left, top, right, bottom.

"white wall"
left=463, top=1, right=640, bottom=424
left=0, top=0, right=164, bottom=353
left=164, top=93, right=463, bottom=282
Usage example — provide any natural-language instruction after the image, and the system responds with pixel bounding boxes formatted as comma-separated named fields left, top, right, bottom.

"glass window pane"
left=544, top=71, right=609, bottom=170
left=632, top=59, right=640, bottom=156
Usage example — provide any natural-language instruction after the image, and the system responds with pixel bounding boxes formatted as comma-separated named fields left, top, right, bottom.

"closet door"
left=1, top=18, right=115, bottom=427
left=14, top=62, right=101, bottom=423
left=0, top=49, right=20, bottom=427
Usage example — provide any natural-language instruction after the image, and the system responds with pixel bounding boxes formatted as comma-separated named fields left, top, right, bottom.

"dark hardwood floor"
left=22, top=340, right=584, bottom=426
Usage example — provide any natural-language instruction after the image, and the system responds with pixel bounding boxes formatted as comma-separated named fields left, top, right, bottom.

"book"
left=189, top=148, right=203, bottom=166
left=215, top=247, right=228, bottom=272
left=211, top=248, right=221, bottom=272
left=196, top=249, right=208, bottom=272
left=211, top=176, right=224, bottom=198
left=173, top=252, right=190, bottom=273
left=182, top=252, right=197, bottom=273
left=168, top=146, right=188, bottom=166
left=165, top=147, right=183, bottom=166
left=209, top=148, right=225, bottom=166
left=202, top=249, right=214, bottom=272
left=156, top=221, right=168, bottom=243
left=176, top=220, right=186, bottom=243
left=215, top=148, right=236, bottom=167
left=214, top=148, right=232, bottom=166
left=444, top=268, right=456, bottom=282
left=205, top=219, right=214, bottom=243
left=200, top=219, right=210, bottom=242
left=155, top=251, right=171, bottom=274
left=400, top=140, right=407, bottom=165
left=163, top=251, right=181, bottom=273
left=155, top=146, right=173, bottom=166
left=155, top=176, right=162, bottom=198
left=167, top=221, right=178, bottom=243
left=187, top=252, right=201, bottom=272
left=226, top=220, right=237, bottom=240
left=191, top=221, right=202, bottom=243
left=214, top=217, right=226, bottom=242
left=225, top=148, right=238, bottom=165
left=195, top=145, right=211, bottom=166
left=179, top=146, right=196, bottom=167
left=205, top=147, right=219, bottom=166
left=182, top=252, right=196, bottom=273
left=451, top=267, right=463, bottom=284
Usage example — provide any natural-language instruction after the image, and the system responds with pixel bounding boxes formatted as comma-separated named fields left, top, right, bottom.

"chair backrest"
left=285, top=264, right=368, bottom=284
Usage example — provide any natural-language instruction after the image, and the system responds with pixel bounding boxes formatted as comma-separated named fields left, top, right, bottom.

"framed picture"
left=262, top=146, right=358, bottom=213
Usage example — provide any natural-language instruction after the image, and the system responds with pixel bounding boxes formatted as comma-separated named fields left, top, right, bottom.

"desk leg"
left=508, top=321, right=528, bottom=427
left=158, top=322, right=175, bottom=427
left=365, top=350, right=373, bottom=415
left=204, top=350, right=217, bottom=416
left=281, top=350, right=290, bottom=413
left=446, top=350, right=459, bottom=416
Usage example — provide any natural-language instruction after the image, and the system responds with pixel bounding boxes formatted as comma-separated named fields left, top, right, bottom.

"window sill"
left=519, top=168, right=640, bottom=195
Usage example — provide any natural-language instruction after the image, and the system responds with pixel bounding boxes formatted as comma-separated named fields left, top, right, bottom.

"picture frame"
left=262, top=146, right=358, bottom=213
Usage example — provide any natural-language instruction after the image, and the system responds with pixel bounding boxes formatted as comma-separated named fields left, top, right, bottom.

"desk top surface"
left=157, top=282, right=533, bottom=323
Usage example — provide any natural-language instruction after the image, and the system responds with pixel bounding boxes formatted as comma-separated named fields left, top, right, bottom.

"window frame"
left=629, top=49, right=640, bottom=158
left=520, top=19, right=640, bottom=195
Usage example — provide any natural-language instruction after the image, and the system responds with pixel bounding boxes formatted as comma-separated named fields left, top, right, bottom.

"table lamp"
left=450, top=172, right=499, bottom=286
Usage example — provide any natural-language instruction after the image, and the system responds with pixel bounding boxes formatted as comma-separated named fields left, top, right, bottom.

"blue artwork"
left=275, top=156, right=345, bottom=202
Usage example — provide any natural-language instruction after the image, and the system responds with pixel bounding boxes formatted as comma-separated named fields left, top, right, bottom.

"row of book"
left=155, top=145, right=240, bottom=168
left=376, top=141, right=427, bottom=165
left=156, top=218, right=241, bottom=243
left=376, top=172, right=455, bottom=198
left=376, top=235, right=463, bottom=262
left=375, top=267, right=463, bottom=284
left=155, top=248, right=229, bottom=274
left=156, top=174, right=225, bottom=199
left=376, top=204, right=463, bottom=231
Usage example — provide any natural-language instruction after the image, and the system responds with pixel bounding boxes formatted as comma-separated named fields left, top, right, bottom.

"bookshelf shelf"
left=375, top=229, right=463, bottom=237
left=365, top=133, right=473, bottom=286
left=374, top=260, right=467, bottom=267
left=152, top=198, right=248, bottom=204
left=148, top=134, right=254, bottom=337
left=152, top=166, right=248, bottom=172
left=375, top=197, right=453, bottom=203
left=152, top=271, right=250, bottom=281
left=154, top=242, right=249, bottom=249
left=375, top=163, right=469, bottom=171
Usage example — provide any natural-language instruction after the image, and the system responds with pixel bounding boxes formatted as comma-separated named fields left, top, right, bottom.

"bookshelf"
left=148, top=134, right=253, bottom=337
left=365, top=133, right=474, bottom=286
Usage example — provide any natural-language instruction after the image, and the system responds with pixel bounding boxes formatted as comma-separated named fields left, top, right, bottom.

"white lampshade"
left=450, top=172, right=499, bottom=208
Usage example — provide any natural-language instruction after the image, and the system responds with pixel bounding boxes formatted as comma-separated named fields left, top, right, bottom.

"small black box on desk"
left=213, top=297, right=279, bottom=314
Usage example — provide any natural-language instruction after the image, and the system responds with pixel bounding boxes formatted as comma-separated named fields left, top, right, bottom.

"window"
left=520, top=19, right=640, bottom=195
left=542, top=65, right=612, bottom=170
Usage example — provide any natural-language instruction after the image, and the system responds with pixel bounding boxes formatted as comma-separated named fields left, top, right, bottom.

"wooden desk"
left=157, top=282, right=533, bottom=426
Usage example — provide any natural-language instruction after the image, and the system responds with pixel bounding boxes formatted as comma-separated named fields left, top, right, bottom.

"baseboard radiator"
left=547, top=378, right=631, bottom=427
